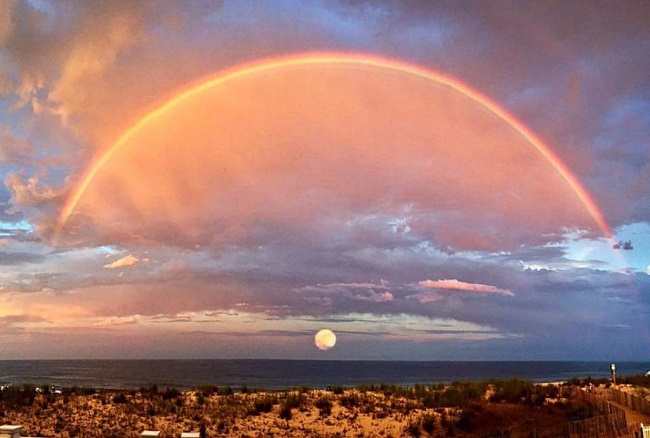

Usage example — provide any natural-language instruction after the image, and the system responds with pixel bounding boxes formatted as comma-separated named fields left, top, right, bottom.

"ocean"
left=0, top=360, right=647, bottom=390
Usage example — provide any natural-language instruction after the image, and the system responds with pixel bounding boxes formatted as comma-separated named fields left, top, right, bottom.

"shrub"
left=315, top=396, right=333, bottom=417
left=339, top=393, right=360, bottom=409
left=404, top=418, right=421, bottom=437
left=331, top=386, right=344, bottom=395
left=112, top=393, right=127, bottom=404
left=279, top=400, right=292, bottom=420
left=284, top=393, right=305, bottom=410
left=489, top=379, right=534, bottom=404
left=422, top=414, right=436, bottom=433
left=219, top=386, right=234, bottom=396
left=253, top=396, right=275, bottom=413
left=197, top=385, right=219, bottom=396
left=162, top=387, right=181, bottom=400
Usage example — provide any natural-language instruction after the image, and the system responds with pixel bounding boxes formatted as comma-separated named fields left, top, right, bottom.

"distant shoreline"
left=1, top=358, right=648, bottom=362
left=0, top=360, right=647, bottom=391
left=1, top=374, right=645, bottom=393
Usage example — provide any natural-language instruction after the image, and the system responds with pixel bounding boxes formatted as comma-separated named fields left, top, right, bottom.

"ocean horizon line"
left=1, top=358, right=647, bottom=363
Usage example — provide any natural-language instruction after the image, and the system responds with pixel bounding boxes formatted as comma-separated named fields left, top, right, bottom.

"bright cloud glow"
left=417, top=279, right=515, bottom=297
left=102, top=254, right=140, bottom=269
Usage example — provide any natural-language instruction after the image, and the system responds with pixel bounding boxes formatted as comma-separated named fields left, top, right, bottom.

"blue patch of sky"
left=206, top=0, right=375, bottom=50
left=98, top=245, right=121, bottom=255
left=0, top=176, right=9, bottom=196
left=24, top=0, right=59, bottom=32
left=0, top=219, right=33, bottom=235
left=604, top=98, right=650, bottom=127
left=385, top=21, right=452, bottom=57
left=562, top=223, right=649, bottom=273
left=25, top=0, right=53, bottom=15
left=0, top=101, right=26, bottom=137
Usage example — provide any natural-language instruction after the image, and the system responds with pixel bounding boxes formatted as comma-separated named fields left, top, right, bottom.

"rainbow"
left=54, top=52, right=613, bottom=240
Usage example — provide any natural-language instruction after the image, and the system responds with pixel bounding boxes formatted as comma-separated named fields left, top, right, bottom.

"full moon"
left=314, top=329, right=337, bottom=351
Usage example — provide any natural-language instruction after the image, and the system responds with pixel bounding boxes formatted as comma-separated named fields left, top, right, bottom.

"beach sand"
left=1, top=388, right=446, bottom=437
left=2, top=380, right=648, bottom=437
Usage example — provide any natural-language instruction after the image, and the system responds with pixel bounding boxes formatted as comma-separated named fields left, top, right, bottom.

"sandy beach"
left=1, top=377, right=649, bottom=437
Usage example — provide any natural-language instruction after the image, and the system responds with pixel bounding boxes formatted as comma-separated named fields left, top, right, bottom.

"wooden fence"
left=566, top=387, right=640, bottom=438
left=567, top=410, right=629, bottom=437
left=596, top=387, right=650, bottom=417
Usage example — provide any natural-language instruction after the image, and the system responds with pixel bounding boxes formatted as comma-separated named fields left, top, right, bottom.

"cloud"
left=410, top=292, right=443, bottom=304
left=3, top=173, right=64, bottom=237
left=0, top=250, right=44, bottom=266
left=416, top=279, right=515, bottom=297
left=297, top=281, right=394, bottom=303
left=6, top=0, right=641, bottom=250
left=4, top=174, right=60, bottom=207
left=102, top=254, right=139, bottom=269
left=91, top=316, right=138, bottom=327
left=0, top=313, right=47, bottom=327
left=298, top=281, right=390, bottom=293
left=47, top=2, right=149, bottom=126
left=58, top=61, right=599, bottom=252
left=0, top=127, right=33, bottom=165
left=0, top=1, right=648, bottom=360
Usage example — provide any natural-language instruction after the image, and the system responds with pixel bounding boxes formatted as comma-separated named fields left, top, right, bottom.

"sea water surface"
left=0, top=360, right=647, bottom=390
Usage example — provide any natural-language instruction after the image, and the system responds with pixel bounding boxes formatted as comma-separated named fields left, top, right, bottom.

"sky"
left=0, top=0, right=649, bottom=360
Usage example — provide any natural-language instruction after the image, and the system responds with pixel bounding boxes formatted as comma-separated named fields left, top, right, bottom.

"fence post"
left=640, top=423, right=650, bottom=438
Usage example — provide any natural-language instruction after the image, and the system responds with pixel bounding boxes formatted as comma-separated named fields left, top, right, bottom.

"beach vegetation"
left=67, top=386, right=96, bottom=395
left=619, top=374, right=650, bottom=387
left=279, top=399, right=293, bottom=420
left=421, top=413, right=436, bottom=433
left=139, top=384, right=158, bottom=395
left=0, top=384, right=37, bottom=408
left=219, top=386, right=234, bottom=396
left=252, top=395, right=276, bottom=413
left=112, top=392, right=127, bottom=403
left=339, top=392, right=360, bottom=409
left=283, top=391, right=306, bottom=410
left=196, top=384, right=219, bottom=396
left=162, top=387, right=181, bottom=400
left=315, top=395, right=333, bottom=417
left=404, top=416, right=422, bottom=437
left=0, top=376, right=643, bottom=436
left=330, top=385, right=344, bottom=394
left=489, top=378, right=533, bottom=404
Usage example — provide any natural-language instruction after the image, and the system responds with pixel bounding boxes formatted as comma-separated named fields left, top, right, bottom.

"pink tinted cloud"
left=103, top=254, right=140, bottom=269
left=354, top=290, right=394, bottom=303
left=417, top=279, right=515, bottom=297
left=412, top=292, right=444, bottom=304
left=61, top=64, right=594, bottom=251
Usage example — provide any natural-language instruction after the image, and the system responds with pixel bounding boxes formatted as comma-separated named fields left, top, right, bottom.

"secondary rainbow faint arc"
left=54, top=52, right=613, bottom=240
